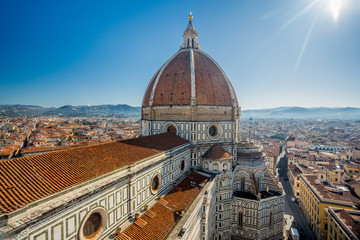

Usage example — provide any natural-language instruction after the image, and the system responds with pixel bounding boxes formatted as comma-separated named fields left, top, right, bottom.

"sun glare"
left=327, top=0, right=343, bottom=20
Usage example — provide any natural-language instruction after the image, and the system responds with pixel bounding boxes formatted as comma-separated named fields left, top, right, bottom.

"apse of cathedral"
left=0, top=14, right=284, bottom=240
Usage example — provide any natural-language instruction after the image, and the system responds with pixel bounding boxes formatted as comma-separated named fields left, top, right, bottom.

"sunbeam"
left=279, top=0, right=319, bottom=32
left=294, top=15, right=318, bottom=71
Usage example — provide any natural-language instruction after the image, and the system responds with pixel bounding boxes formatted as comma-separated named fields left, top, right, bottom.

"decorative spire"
left=180, top=12, right=201, bottom=50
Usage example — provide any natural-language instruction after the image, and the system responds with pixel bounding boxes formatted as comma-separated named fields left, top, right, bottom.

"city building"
left=299, top=174, right=360, bottom=240
left=326, top=207, right=360, bottom=240
left=344, top=162, right=360, bottom=176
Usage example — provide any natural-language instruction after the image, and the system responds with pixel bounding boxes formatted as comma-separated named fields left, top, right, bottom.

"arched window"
left=257, top=177, right=261, bottom=190
left=167, top=125, right=176, bottom=134
left=187, top=38, right=190, bottom=47
left=180, top=159, right=185, bottom=172
left=240, top=176, right=245, bottom=191
left=204, top=161, right=209, bottom=169
left=192, top=38, right=194, bottom=47
left=238, top=212, right=243, bottom=227
left=223, top=162, right=228, bottom=171
left=150, top=174, right=161, bottom=194
left=213, top=163, right=219, bottom=171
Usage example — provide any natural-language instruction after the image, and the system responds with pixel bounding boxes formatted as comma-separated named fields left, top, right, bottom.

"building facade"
left=299, top=174, right=359, bottom=240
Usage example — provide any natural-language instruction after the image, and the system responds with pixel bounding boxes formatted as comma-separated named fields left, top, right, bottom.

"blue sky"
left=1, top=0, right=359, bottom=109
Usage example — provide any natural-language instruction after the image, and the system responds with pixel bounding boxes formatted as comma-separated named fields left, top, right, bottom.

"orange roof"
left=117, top=172, right=209, bottom=240
left=202, top=145, right=232, bottom=159
left=0, top=133, right=188, bottom=213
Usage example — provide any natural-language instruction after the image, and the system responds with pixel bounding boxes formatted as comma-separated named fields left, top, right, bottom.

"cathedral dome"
left=142, top=14, right=238, bottom=109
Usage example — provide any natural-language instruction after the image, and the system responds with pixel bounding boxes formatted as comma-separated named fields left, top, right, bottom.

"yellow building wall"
left=327, top=212, right=348, bottom=240
left=299, top=178, right=354, bottom=240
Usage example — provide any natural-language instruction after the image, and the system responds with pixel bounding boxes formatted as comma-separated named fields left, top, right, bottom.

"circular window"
left=180, top=159, right=186, bottom=172
left=209, top=126, right=217, bottom=136
left=207, top=123, right=223, bottom=140
left=79, top=207, right=107, bottom=240
left=150, top=174, right=161, bottom=194
left=83, top=213, right=101, bottom=237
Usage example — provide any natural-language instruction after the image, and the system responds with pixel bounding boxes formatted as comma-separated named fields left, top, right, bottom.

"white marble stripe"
left=190, top=49, right=196, bottom=101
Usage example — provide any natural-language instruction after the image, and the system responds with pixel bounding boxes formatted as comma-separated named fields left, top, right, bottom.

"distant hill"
left=1, top=105, right=359, bottom=119
left=0, top=105, right=54, bottom=117
left=242, top=107, right=360, bottom=120
left=0, top=104, right=141, bottom=118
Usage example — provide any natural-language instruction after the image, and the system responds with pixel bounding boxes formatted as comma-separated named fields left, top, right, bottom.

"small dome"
left=203, top=145, right=233, bottom=160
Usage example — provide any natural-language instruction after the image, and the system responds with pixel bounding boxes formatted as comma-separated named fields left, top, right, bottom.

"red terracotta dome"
left=142, top=49, right=238, bottom=108
left=142, top=16, right=238, bottom=108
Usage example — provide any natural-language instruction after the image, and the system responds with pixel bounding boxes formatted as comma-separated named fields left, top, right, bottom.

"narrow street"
left=277, top=156, right=315, bottom=240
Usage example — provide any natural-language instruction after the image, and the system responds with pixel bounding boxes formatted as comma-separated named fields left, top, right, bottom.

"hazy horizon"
left=1, top=103, right=360, bottom=111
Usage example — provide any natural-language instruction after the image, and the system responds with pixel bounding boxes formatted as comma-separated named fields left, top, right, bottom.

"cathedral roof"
left=202, top=145, right=233, bottom=160
left=116, top=171, right=209, bottom=240
left=142, top=15, right=238, bottom=108
left=0, top=133, right=188, bottom=213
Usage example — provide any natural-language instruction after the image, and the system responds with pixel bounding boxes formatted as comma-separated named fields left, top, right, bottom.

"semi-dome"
left=142, top=14, right=238, bottom=108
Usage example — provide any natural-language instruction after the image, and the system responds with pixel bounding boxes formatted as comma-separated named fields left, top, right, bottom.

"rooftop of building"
left=288, top=164, right=303, bottom=177
left=345, top=163, right=360, bottom=169
left=327, top=207, right=360, bottom=240
left=115, top=171, right=209, bottom=240
left=303, top=175, right=360, bottom=205
left=0, top=133, right=189, bottom=214
left=233, top=190, right=282, bottom=200
left=202, top=145, right=233, bottom=160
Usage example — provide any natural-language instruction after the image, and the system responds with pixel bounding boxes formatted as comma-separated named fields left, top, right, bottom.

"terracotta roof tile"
left=134, top=218, right=147, bottom=228
left=117, top=172, right=209, bottom=240
left=194, top=51, right=232, bottom=106
left=202, top=145, right=232, bottom=159
left=144, top=210, right=156, bottom=218
left=142, top=49, right=237, bottom=107
left=304, top=175, right=360, bottom=203
left=0, top=133, right=188, bottom=213
left=152, top=51, right=192, bottom=106
left=289, top=164, right=302, bottom=176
